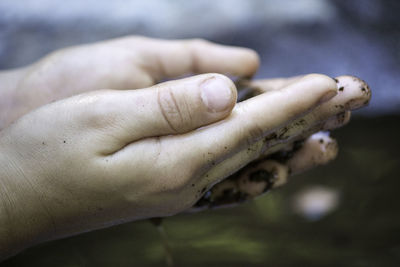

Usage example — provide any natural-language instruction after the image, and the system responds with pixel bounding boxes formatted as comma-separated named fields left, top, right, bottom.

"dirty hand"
left=0, top=72, right=337, bottom=259
left=194, top=75, right=371, bottom=210
left=0, top=36, right=259, bottom=129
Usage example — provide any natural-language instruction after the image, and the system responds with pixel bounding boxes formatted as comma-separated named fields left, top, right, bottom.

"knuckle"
left=78, top=91, right=119, bottom=129
left=157, top=86, right=191, bottom=132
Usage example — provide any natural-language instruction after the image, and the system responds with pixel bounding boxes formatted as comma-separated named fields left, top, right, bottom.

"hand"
left=193, top=75, right=371, bottom=209
left=0, top=73, right=337, bottom=259
left=0, top=36, right=259, bottom=129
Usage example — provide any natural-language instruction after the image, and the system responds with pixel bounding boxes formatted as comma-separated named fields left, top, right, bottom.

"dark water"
left=3, top=116, right=400, bottom=266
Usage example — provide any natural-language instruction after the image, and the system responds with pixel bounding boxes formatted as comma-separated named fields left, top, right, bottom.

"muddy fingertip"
left=334, top=75, right=371, bottom=109
left=237, top=160, right=288, bottom=197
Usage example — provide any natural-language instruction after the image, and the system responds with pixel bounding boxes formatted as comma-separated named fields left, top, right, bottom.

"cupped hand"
left=194, top=75, right=371, bottom=209
left=0, top=73, right=336, bottom=259
left=0, top=36, right=259, bottom=129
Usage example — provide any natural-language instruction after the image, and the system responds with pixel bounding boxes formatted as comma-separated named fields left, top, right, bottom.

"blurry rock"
left=292, top=185, right=339, bottom=221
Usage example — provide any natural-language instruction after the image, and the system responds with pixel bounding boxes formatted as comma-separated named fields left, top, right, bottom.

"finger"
left=249, top=76, right=304, bottom=93
left=286, top=132, right=338, bottom=175
left=191, top=159, right=288, bottom=210
left=188, top=75, right=369, bottom=192
left=264, top=110, right=350, bottom=157
left=79, top=73, right=237, bottom=154
left=237, top=160, right=288, bottom=195
left=113, top=74, right=335, bottom=198
left=263, top=131, right=339, bottom=172
left=322, top=110, right=351, bottom=130
left=236, top=76, right=303, bottom=102
left=133, top=37, right=260, bottom=81
left=261, top=75, right=370, bottom=152
left=192, top=132, right=338, bottom=211
left=174, top=74, right=337, bottom=185
left=196, top=178, right=240, bottom=210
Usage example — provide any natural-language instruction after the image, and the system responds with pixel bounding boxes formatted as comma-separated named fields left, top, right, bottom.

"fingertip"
left=334, top=75, right=372, bottom=110
left=191, top=39, right=260, bottom=78
left=287, top=132, right=338, bottom=175
left=311, top=132, right=338, bottom=162
left=239, top=48, right=260, bottom=78
left=237, top=160, right=288, bottom=197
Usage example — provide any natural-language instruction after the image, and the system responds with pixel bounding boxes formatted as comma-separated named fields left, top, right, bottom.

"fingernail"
left=318, top=90, right=337, bottom=105
left=201, top=77, right=233, bottom=112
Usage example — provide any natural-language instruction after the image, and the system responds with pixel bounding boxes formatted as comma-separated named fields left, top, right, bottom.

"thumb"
left=92, top=73, right=237, bottom=153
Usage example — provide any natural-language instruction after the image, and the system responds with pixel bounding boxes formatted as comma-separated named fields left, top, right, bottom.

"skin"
left=0, top=36, right=370, bottom=260
left=193, top=132, right=338, bottom=211
left=0, top=36, right=259, bottom=130
left=195, top=75, right=371, bottom=209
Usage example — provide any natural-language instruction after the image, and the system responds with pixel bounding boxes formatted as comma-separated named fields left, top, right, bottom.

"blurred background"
left=1, top=0, right=399, bottom=266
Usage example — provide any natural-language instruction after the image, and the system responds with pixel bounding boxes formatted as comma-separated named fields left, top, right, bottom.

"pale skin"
left=193, top=75, right=370, bottom=209
left=0, top=36, right=370, bottom=260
